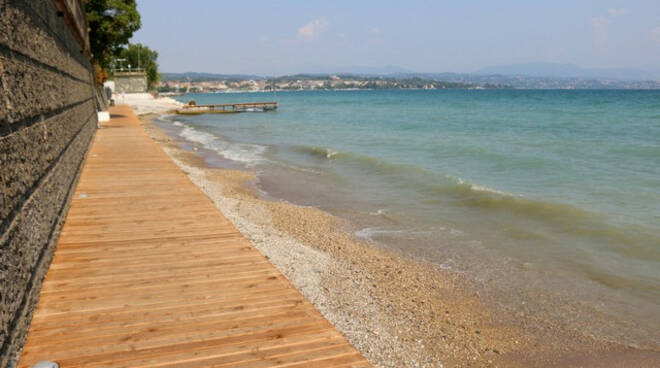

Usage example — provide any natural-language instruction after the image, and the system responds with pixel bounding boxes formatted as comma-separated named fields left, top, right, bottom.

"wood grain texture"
left=18, top=105, right=370, bottom=368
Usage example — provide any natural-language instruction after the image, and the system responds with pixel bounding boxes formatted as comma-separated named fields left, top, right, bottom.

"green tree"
left=117, top=43, right=160, bottom=88
left=85, top=0, right=141, bottom=70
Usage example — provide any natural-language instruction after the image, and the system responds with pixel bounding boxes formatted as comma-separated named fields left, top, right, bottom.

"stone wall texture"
left=0, top=0, right=97, bottom=365
left=115, top=72, right=148, bottom=93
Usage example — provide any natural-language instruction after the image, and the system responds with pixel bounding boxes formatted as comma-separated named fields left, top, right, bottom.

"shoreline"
left=137, top=107, right=658, bottom=367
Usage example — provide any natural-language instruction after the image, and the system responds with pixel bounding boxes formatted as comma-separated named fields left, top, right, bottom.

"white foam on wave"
left=367, top=208, right=403, bottom=224
left=433, top=258, right=457, bottom=271
left=179, top=126, right=216, bottom=146
left=449, top=228, right=465, bottom=237
left=470, top=184, right=510, bottom=196
left=355, top=227, right=405, bottom=241
left=369, top=208, right=388, bottom=216
left=178, top=125, right=266, bottom=166
left=355, top=226, right=434, bottom=242
left=455, top=177, right=515, bottom=196
left=159, top=113, right=177, bottom=120
left=326, top=149, right=339, bottom=159
left=276, top=162, right=323, bottom=175
left=172, top=121, right=185, bottom=127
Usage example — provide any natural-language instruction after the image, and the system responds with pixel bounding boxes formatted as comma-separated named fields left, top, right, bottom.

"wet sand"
left=139, top=112, right=659, bottom=367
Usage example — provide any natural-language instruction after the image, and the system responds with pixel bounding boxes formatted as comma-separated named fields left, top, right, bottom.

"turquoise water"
left=167, top=90, right=660, bottom=345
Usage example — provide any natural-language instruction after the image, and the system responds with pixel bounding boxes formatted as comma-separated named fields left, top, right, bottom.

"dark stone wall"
left=0, top=0, right=97, bottom=365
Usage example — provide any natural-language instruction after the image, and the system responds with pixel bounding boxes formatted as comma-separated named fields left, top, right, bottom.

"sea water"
left=165, top=89, right=660, bottom=347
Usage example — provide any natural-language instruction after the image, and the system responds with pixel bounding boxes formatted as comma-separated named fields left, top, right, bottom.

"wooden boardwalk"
left=18, top=105, right=369, bottom=368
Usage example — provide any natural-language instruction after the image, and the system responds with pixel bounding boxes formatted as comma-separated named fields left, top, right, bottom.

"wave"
left=355, top=227, right=435, bottom=243
left=354, top=227, right=407, bottom=241
left=157, top=113, right=177, bottom=121
left=293, top=145, right=342, bottom=159
left=428, top=182, right=660, bottom=262
left=292, top=145, right=660, bottom=261
left=455, top=178, right=512, bottom=196
left=274, top=161, right=323, bottom=175
left=294, top=145, right=534, bottom=198
left=292, top=145, right=435, bottom=181
left=368, top=208, right=400, bottom=223
left=369, top=208, right=388, bottom=217
left=293, top=145, right=517, bottom=194
left=425, top=180, right=599, bottom=226
left=170, top=132, right=659, bottom=264
left=177, top=124, right=266, bottom=166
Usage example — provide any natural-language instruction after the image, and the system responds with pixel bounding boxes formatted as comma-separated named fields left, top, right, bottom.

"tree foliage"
left=117, top=43, right=160, bottom=88
left=85, top=0, right=141, bottom=70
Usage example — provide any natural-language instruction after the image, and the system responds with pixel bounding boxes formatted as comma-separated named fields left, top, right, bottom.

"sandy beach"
left=117, top=97, right=654, bottom=368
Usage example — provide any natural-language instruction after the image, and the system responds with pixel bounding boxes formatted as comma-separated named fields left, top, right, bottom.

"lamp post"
left=115, top=58, right=126, bottom=71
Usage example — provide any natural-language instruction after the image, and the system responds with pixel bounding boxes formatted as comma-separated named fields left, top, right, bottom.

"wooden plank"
left=47, top=325, right=340, bottom=368
left=25, top=307, right=324, bottom=347
left=92, top=332, right=341, bottom=368
left=17, top=105, right=369, bottom=368
left=32, top=289, right=303, bottom=325
left=30, top=294, right=307, bottom=331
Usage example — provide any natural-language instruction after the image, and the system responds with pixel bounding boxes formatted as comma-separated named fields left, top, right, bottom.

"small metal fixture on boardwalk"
left=175, top=101, right=278, bottom=115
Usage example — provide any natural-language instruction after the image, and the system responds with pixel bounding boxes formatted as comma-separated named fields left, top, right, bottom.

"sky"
left=130, top=0, right=660, bottom=75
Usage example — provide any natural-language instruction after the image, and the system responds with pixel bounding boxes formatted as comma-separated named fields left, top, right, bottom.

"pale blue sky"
left=130, top=0, right=660, bottom=75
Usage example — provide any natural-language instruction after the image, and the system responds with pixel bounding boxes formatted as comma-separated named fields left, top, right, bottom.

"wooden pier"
left=176, top=102, right=278, bottom=115
left=17, top=105, right=369, bottom=367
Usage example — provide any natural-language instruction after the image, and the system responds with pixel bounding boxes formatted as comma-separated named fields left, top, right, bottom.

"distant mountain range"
left=161, top=72, right=264, bottom=81
left=404, top=73, right=660, bottom=89
left=475, top=62, right=658, bottom=81
left=305, top=65, right=414, bottom=76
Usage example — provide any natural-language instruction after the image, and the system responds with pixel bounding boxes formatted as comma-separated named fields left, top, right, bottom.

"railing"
left=112, top=68, right=146, bottom=73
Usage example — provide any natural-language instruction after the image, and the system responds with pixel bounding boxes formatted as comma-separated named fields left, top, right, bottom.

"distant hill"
left=320, top=65, right=413, bottom=76
left=160, top=67, right=660, bottom=90
left=392, top=72, right=660, bottom=89
left=161, top=72, right=265, bottom=81
left=162, top=66, right=414, bottom=81
left=475, top=62, right=657, bottom=81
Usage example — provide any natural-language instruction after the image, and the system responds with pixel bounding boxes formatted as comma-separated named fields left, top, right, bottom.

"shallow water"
left=166, top=89, right=660, bottom=347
